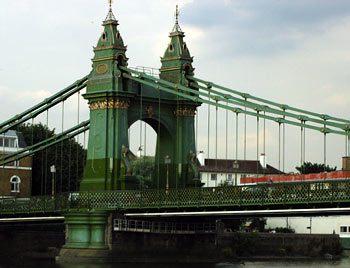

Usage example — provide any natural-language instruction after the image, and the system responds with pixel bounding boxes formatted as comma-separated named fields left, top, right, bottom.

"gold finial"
left=108, top=0, right=114, bottom=10
left=175, top=5, right=179, bottom=24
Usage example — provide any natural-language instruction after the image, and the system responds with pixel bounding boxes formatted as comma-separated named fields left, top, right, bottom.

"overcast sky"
left=1, top=0, right=350, bottom=172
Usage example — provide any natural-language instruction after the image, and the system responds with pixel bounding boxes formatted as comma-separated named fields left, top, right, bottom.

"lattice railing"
left=1, top=180, right=350, bottom=214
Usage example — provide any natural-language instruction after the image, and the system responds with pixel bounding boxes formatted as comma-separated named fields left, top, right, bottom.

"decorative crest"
left=171, top=5, right=183, bottom=34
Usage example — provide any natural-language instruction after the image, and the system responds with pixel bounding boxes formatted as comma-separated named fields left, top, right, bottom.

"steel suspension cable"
left=1, top=132, right=4, bottom=192
left=188, top=80, right=348, bottom=132
left=300, top=122, right=304, bottom=173
left=346, top=135, right=348, bottom=157
left=45, top=110, right=49, bottom=196
left=157, top=88, right=160, bottom=191
left=215, top=101, right=218, bottom=187
left=123, top=72, right=348, bottom=136
left=278, top=122, right=281, bottom=182
left=31, top=118, right=34, bottom=194
left=235, top=112, right=239, bottom=186
left=60, top=101, right=64, bottom=193
left=303, top=121, right=306, bottom=168
left=187, top=75, right=350, bottom=125
left=207, top=90, right=210, bottom=187
left=256, top=112, right=259, bottom=183
left=76, top=91, right=80, bottom=191
left=0, top=75, right=88, bottom=131
left=283, top=113, right=286, bottom=173
left=324, top=132, right=327, bottom=176
left=225, top=101, right=228, bottom=181
left=263, top=112, right=266, bottom=156
left=68, top=137, right=71, bottom=192
left=244, top=98, right=247, bottom=161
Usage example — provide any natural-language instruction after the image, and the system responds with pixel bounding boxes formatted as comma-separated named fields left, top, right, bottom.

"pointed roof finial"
left=171, top=5, right=183, bottom=34
left=175, top=5, right=179, bottom=25
left=105, top=0, right=117, bottom=22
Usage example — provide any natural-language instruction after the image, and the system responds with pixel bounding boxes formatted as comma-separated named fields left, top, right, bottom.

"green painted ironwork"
left=0, top=122, right=89, bottom=167
left=80, top=7, right=200, bottom=192
left=1, top=179, right=350, bottom=214
left=121, top=66, right=350, bottom=137
left=0, top=80, right=88, bottom=134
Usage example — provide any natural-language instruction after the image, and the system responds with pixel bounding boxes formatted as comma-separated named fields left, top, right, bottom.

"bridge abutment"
left=63, top=210, right=109, bottom=250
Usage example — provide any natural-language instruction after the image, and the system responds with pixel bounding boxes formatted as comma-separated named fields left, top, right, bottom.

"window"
left=10, top=176, right=21, bottom=193
left=211, top=174, right=217, bottom=181
left=340, top=226, right=347, bottom=233
left=13, top=160, right=19, bottom=167
left=228, top=174, right=232, bottom=181
left=1, top=137, right=16, bottom=148
left=102, top=32, right=107, bottom=41
left=169, top=43, right=174, bottom=52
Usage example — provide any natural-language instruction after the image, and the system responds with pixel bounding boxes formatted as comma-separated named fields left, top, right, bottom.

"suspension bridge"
left=1, top=4, right=350, bottom=249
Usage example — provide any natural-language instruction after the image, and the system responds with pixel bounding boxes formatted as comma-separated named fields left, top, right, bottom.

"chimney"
left=342, top=156, right=350, bottom=170
left=260, top=153, right=266, bottom=169
left=197, top=151, right=205, bottom=166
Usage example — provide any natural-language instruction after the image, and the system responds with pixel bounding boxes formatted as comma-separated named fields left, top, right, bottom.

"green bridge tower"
left=80, top=5, right=200, bottom=192
left=62, top=5, right=200, bottom=251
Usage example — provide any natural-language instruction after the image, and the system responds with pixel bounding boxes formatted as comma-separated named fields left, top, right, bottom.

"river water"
left=2, top=259, right=350, bottom=268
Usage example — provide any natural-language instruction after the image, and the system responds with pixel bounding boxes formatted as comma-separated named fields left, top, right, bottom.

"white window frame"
left=10, top=176, right=21, bottom=193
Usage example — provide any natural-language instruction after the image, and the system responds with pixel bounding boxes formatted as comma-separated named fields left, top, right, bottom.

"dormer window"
left=183, top=43, right=187, bottom=51
left=0, top=137, right=17, bottom=148
left=169, top=43, right=174, bottom=52
left=116, top=32, right=121, bottom=40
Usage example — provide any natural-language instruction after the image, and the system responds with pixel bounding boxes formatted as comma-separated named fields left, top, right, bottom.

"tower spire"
left=171, top=5, right=183, bottom=34
left=105, top=0, right=117, bottom=22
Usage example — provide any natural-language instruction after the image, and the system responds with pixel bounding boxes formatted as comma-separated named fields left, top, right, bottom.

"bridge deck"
left=1, top=179, right=350, bottom=215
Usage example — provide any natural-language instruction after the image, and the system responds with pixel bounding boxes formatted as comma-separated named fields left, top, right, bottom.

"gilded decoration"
left=175, top=107, right=196, bottom=117
left=96, top=64, right=108, bottom=74
left=89, top=100, right=129, bottom=111
left=146, top=106, right=154, bottom=118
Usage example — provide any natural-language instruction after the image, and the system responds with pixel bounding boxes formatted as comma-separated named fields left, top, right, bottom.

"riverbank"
left=0, top=221, right=344, bottom=263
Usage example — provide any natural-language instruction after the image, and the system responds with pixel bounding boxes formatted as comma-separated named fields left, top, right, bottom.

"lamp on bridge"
left=233, top=160, right=239, bottom=186
left=50, top=165, right=56, bottom=198
left=165, top=155, right=171, bottom=191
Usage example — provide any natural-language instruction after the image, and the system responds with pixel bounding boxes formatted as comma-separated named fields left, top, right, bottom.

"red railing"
left=240, top=171, right=350, bottom=184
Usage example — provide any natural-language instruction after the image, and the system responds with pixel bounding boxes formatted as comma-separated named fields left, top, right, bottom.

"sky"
left=1, top=0, right=350, bottom=173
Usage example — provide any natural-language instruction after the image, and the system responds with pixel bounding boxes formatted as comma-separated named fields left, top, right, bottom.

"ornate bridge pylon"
left=80, top=5, right=200, bottom=191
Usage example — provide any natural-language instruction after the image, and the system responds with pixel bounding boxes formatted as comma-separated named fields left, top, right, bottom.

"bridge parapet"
left=1, top=179, right=350, bottom=215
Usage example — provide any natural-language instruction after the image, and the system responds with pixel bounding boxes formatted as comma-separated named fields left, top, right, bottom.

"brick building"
left=0, top=130, right=32, bottom=197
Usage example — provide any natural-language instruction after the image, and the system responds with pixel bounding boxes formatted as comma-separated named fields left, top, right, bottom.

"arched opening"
left=10, top=176, right=21, bottom=193
left=128, top=120, right=157, bottom=189
left=128, top=116, right=176, bottom=190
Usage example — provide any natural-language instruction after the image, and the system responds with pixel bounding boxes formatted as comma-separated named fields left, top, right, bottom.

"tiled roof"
left=198, top=158, right=282, bottom=175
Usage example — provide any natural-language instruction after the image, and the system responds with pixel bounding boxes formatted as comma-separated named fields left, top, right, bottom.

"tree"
left=296, top=162, right=337, bottom=174
left=132, top=156, right=155, bottom=188
left=15, top=123, right=86, bottom=195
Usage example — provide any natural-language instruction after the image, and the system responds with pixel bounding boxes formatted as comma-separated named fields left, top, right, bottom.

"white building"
left=198, top=154, right=282, bottom=187
left=266, top=216, right=350, bottom=249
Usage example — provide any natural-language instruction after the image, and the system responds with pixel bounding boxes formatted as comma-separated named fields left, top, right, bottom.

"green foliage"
left=296, top=161, right=337, bottom=174
left=230, top=232, right=259, bottom=256
left=132, top=156, right=155, bottom=188
left=248, top=217, right=266, bottom=232
left=16, top=123, right=86, bottom=195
